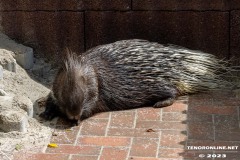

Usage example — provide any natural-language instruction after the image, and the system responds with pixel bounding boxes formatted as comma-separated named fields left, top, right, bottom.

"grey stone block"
left=0, top=32, right=34, bottom=69
left=31, top=62, right=52, bottom=79
left=0, top=49, right=16, bottom=72
left=15, top=47, right=34, bottom=70
left=0, top=95, right=13, bottom=111
left=0, top=110, right=29, bottom=132
left=0, top=95, right=33, bottom=132
left=0, top=65, right=3, bottom=79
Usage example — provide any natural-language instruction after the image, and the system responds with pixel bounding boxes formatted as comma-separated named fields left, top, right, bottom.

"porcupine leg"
left=153, top=98, right=175, bottom=108
left=39, top=94, right=61, bottom=120
left=153, top=86, right=178, bottom=108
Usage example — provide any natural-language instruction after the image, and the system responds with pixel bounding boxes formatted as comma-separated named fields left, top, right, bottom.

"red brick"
left=214, top=115, right=239, bottom=131
left=107, top=128, right=159, bottom=138
left=158, top=148, right=185, bottom=158
left=71, top=155, right=99, bottom=160
left=215, top=131, right=240, bottom=141
left=162, top=112, right=187, bottom=121
left=136, top=121, right=187, bottom=130
left=50, top=126, right=80, bottom=144
left=190, top=91, right=237, bottom=103
left=158, top=148, right=206, bottom=159
left=91, top=112, right=110, bottom=119
left=46, top=144, right=101, bottom=155
left=189, top=105, right=238, bottom=115
left=78, top=136, right=131, bottom=147
left=187, top=114, right=213, bottom=122
left=188, top=122, right=214, bottom=140
left=13, top=153, right=69, bottom=160
left=137, top=108, right=161, bottom=121
left=189, top=92, right=240, bottom=112
left=99, top=147, right=128, bottom=160
left=162, top=102, right=187, bottom=112
left=129, top=158, right=161, bottom=160
left=80, top=119, right=108, bottom=136
left=133, top=0, right=229, bottom=11
left=130, top=138, right=159, bottom=157
left=161, top=130, right=187, bottom=148
left=216, top=99, right=240, bottom=107
left=110, top=111, right=136, bottom=128
left=189, top=94, right=214, bottom=102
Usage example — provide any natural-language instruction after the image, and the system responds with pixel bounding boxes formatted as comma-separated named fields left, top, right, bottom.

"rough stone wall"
left=0, top=0, right=240, bottom=63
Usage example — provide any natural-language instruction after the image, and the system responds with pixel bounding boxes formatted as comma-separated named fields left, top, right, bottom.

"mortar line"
left=68, top=154, right=72, bottom=160
left=126, top=137, right=133, bottom=159
left=105, top=112, right=112, bottom=136
left=212, top=114, right=216, bottom=141
left=126, top=110, right=136, bottom=159
left=97, top=111, right=111, bottom=160
left=160, top=108, right=163, bottom=121
left=155, top=130, right=162, bottom=158
left=73, top=122, right=83, bottom=146
left=133, top=109, right=137, bottom=128
left=97, top=146, right=104, bottom=160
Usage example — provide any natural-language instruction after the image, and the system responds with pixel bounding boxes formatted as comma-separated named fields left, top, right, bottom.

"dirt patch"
left=0, top=34, right=58, bottom=159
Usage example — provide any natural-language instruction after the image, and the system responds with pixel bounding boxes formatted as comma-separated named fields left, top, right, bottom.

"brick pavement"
left=13, top=91, right=240, bottom=160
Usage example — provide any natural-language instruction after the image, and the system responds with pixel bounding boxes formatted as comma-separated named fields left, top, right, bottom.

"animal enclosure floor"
left=13, top=91, right=240, bottom=160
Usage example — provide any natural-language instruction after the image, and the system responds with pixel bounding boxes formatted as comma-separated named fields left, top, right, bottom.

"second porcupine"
left=40, top=39, right=232, bottom=123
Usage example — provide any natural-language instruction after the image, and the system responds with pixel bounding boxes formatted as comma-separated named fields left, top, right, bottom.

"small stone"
left=0, top=89, right=7, bottom=96
left=146, top=129, right=156, bottom=132
left=52, top=132, right=58, bottom=136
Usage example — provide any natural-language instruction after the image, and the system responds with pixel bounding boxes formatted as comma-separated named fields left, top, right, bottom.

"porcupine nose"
left=66, top=109, right=81, bottom=120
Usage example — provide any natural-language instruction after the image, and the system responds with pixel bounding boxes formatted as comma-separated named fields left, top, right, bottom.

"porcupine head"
left=51, top=50, right=97, bottom=122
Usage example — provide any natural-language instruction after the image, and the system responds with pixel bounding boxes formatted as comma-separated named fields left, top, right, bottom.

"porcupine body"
left=40, top=39, right=230, bottom=122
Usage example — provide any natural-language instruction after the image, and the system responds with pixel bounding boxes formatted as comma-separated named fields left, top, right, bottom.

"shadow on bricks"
left=179, top=90, right=240, bottom=160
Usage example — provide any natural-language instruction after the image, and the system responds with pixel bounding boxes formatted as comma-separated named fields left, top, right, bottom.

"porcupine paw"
left=39, top=109, right=58, bottom=120
left=39, top=102, right=60, bottom=120
left=153, top=98, right=175, bottom=108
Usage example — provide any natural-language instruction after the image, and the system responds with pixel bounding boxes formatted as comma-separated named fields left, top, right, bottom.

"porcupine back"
left=80, top=39, right=231, bottom=111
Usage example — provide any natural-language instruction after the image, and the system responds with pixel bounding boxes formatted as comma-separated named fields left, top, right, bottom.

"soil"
left=0, top=53, right=58, bottom=159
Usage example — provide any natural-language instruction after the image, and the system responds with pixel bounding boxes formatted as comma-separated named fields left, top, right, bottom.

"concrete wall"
left=0, top=0, right=240, bottom=63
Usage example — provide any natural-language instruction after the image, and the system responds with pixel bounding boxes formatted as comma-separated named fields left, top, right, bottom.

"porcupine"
left=40, top=39, right=231, bottom=123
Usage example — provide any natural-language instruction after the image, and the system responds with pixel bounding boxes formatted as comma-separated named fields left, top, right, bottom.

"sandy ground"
left=0, top=55, right=58, bottom=160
